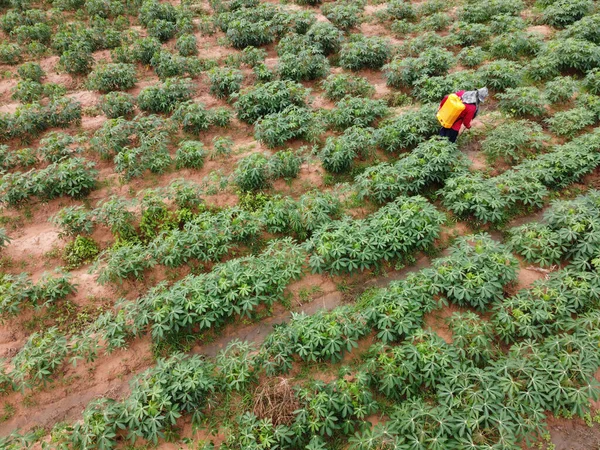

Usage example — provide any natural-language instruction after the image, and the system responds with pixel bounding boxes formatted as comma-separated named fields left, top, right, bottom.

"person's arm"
left=462, top=104, right=476, bottom=129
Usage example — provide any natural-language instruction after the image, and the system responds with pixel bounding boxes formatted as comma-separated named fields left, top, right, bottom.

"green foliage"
left=216, top=340, right=259, bottom=391
left=175, top=140, right=206, bottom=169
left=320, top=126, right=375, bottom=173
left=94, top=196, right=137, bottom=240
left=488, top=31, right=543, bottom=60
left=59, top=41, right=94, bottom=75
left=260, top=190, right=341, bottom=236
left=339, top=35, right=391, bottom=71
left=492, top=267, right=600, bottom=342
left=384, top=47, right=454, bottom=88
left=87, top=63, right=137, bottom=92
left=327, top=97, right=388, bottom=130
left=481, top=120, right=548, bottom=164
left=131, top=36, right=162, bottom=65
left=38, top=131, right=81, bottom=163
left=584, top=68, right=600, bottom=95
left=478, top=59, right=524, bottom=91
left=64, top=236, right=100, bottom=269
left=267, top=150, right=301, bottom=179
left=545, top=76, right=579, bottom=103
left=355, top=137, right=467, bottom=202
left=240, top=46, right=267, bottom=67
left=115, top=143, right=172, bottom=180
left=428, top=234, right=519, bottom=310
left=458, top=0, right=523, bottom=23
left=137, top=77, right=195, bottom=113
left=321, top=74, right=375, bottom=101
left=69, top=354, right=216, bottom=446
left=233, top=80, right=309, bottom=124
left=508, top=190, right=600, bottom=269
left=305, top=21, right=343, bottom=55
left=173, top=101, right=213, bottom=134
left=176, top=33, right=197, bottom=56
left=497, top=87, right=547, bottom=117
left=447, top=312, right=495, bottom=364
left=411, top=70, right=483, bottom=103
left=304, top=195, right=444, bottom=274
left=0, top=158, right=97, bottom=207
left=457, top=46, right=488, bottom=68
left=134, top=238, right=305, bottom=341
left=255, top=106, right=321, bottom=148
left=234, top=153, right=270, bottom=191
left=17, top=61, right=44, bottom=82
left=449, top=21, right=491, bottom=46
left=51, top=205, right=95, bottom=238
left=150, top=50, right=202, bottom=80
left=97, top=242, right=154, bottom=284
left=9, top=327, right=68, bottom=392
left=261, top=307, right=369, bottom=369
left=277, top=43, right=329, bottom=82
left=544, top=38, right=600, bottom=72
left=545, top=107, right=597, bottom=137
left=0, top=43, right=23, bottom=65
left=322, top=1, right=364, bottom=30
left=0, top=228, right=10, bottom=250
left=374, top=103, right=439, bottom=152
left=99, top=91, right=135, bottom=118
left=543, top=0, right=593, bottom=28
left=207, top=66, right=243, bottom=99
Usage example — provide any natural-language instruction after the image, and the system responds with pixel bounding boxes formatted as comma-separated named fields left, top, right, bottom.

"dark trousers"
left=439, top=127, right=459, bottom=143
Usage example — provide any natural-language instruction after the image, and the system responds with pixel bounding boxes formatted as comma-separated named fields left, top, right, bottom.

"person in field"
left=438, top=87, right=488, bottom=143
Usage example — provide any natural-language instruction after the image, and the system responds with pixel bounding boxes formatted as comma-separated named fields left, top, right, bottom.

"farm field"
left=1, top=0, right=600, bottom=447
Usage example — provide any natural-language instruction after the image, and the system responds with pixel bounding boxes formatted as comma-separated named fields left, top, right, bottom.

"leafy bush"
left=544, top=38, right=600, bottom=72
left=176, top=33, right=197, bottom=56
left=478, top=59, right=523, bottom=91
left=384, top=47, right=454, bottom=88
left=457, top=46, right=488, bottom=68
left=115, top=143, right=172, bottom=180
left=411, top=70, right=483, bottom=103
left=175, top=140, right=206, bottom=169
left=137, top=77, right=195, bottom=113
left=458, top=0, right=523, bottom=23
left=130, top=37, right=162, bottom=65
left=87, top=63, right=137, bottom=92
left=233, top=80, right=309, bottom=124
left=262, top=307, right=369, bottom=366
left=38, top=131, right=81, bottom=163
left=99, top=92, right=135, bottom=118
left=497, top=87, right=547, bottom=117
left=321, top=1, right=364, bottom=30
left=267, top=150, right=301, bottom=179
left=355, top=137, right=467, bottom=202
left=327, top=97, right=388, bottom=130
left=374, top=104, right=439, bottom=152
left=545, top=76, right=579, bottom=103
left=172, top=101, right=213, bottom=134
left=543, top=0, right=593, bottom=28
left=320, top=126, right=375, bottom=173
left=584, top=68, right=600, bottom=95
left=545, top=107, right=597, bottom=137
left=277, top=45, right=329, bottom=81
left=508, top=190, right=600, bottom=268
left=59, top=41, right=95, bottom=75
left=207, top=67, right=243, bottom=99
left=304, top=195, right=444, bottom=274
left=0, top=43, right=23, bottom=65
left=339, top=35, right=391, bottom=71
left=64, top=236, right=100, bottom=268
left=150, top=50, right=202, bottom=80
left=481, top=120, right=548, bottom=164
left=447, top=312, right=495, bottom=364
left=557, top=12, right=600, bottom=43
left=488, top=31, right=543, bottom=60
left=321, top=74, right=375, bottom=101
left=17, top=62, right=44, bottom=81
left=255, top=106, right=320, bottom=148
left=449, top=21, right=491, bottom=46
left=305, top=21, right=343, bottom=55
left=51, top=206, right=95, bottom=237
left=234, top=153, right=270, bottom=191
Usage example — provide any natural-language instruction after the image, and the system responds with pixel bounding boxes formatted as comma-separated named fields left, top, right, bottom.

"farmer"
left=438, top=87, right=488, bottom=143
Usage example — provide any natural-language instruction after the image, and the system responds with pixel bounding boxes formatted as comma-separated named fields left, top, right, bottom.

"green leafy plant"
left=339, top=35, right=391, bottom=71
left=327, top=97, right=388, bottom=130
left=137, top=77, right=195, bottom=113
left=207, top=66, right=243, bottom=99
left=51, top=206, right=95, bottom=238
left=255, top=106, right=321, bottom=148
left=320, top=126, right=375, bottom=173
left=321, top=74, right=375, bottom=101
left=374, top=103, right=439, bottom=152
left=497, top=86, right=547, bottom=117
left=545, top=76, right=579, bottom=103
left=321, top=1, right=364, bottom=29
left=176, top=33, right=197, bottom=56
left=304, top=195, right=444, bottom=274
left=233, top=80, right=309, bottom=124
left=17, top=61, right=44, bottom=81
left=64, top=236, right=100, bottom=269
left=545, top=107, right=597, bottom=137
left=234, top=153, right=271, bottom=191
left=99, top=91, right=135, bottom=118
left=86, top=63, right=137, bottom=92
left=481, top=120, right=548, bottom=165
left=175, top=140, right=206, bottom=169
